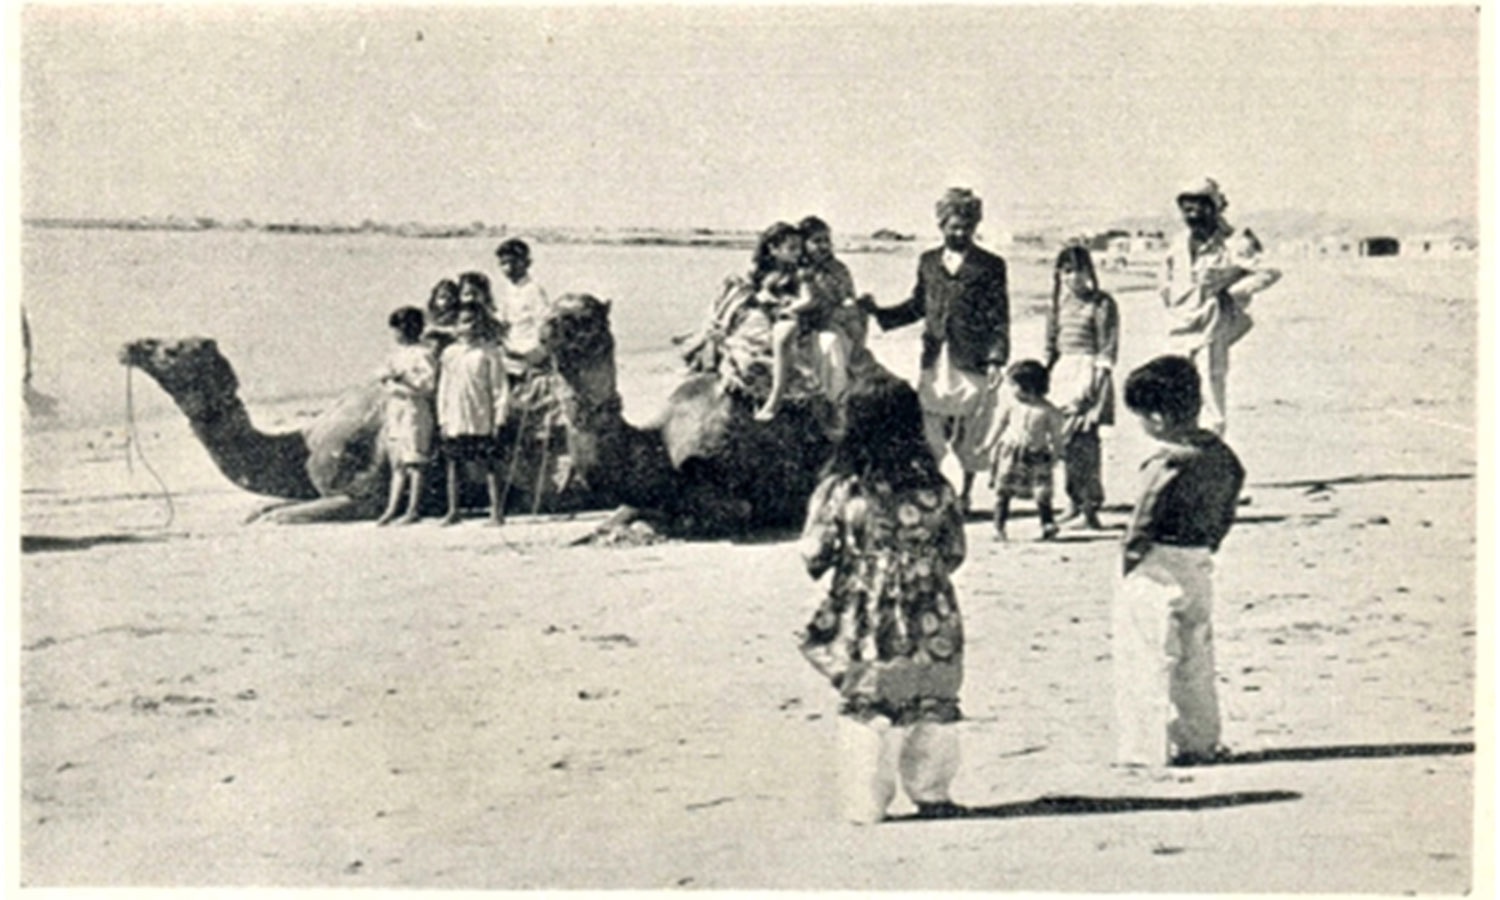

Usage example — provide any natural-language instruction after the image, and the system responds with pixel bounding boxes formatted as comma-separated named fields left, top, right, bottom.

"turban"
left=935, top=187, right=983, bottom=224
left=1176, top=177, right=1228, bottom=213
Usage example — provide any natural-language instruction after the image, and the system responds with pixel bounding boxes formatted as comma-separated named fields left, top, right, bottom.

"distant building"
left=1099, top=230, right=1168, bottom=270
left=1314, top=235, right=1357, bottom=257
left=1359, top=236, right=1400, bottom=257
left=1403, top=233, right=1477, bottom=257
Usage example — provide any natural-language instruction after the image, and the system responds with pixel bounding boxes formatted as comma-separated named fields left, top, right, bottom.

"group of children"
left=984, top=244, right=1119, bottom=541
left=375, top=239, right=547, bottom=526
left=797, top=243, right=1247, bottom=823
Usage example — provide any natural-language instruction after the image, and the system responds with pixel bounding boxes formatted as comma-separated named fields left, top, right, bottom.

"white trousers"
left=1189, top=333, right=1230, bottom=436
left=836, top=715, right=960, bottom=824
left=811, top=329, right=852, bottom=402
left=1112, top=545, right=1222, bottom=766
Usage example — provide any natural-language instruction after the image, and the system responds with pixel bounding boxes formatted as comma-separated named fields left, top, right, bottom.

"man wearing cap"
left=1160, top=178, right=1281, bottom=435
left=493, top=238, right=553, bottom=380
left=861, top=187, right=1009, bottom=511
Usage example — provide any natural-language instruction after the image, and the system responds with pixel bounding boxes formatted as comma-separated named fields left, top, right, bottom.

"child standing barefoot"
left=436, top=301, right=510, bottom=526
left=798, top=378, right=968, bottom=824
left=376, top=306, right=438, bottom=525
left=984, top=360, right=1064, bottom=541
left=1113, top=356, right=1245, bottom=769
left=1045, top=246, right=1118, bottom=529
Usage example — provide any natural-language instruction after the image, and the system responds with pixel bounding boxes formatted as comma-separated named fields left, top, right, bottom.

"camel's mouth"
left=118, top=339, right=160, bottom=368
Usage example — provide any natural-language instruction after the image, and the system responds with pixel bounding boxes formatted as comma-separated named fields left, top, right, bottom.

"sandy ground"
left=18, top=257, right=1483, bottom=891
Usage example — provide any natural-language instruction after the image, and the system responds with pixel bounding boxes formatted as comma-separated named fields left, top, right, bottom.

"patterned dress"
left=798, top=472, right=967, bottom=725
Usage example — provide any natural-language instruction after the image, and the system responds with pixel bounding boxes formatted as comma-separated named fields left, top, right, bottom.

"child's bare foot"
left=397, top=513, right=421, bottom=525
left=440, top=512, right=461, bottom=526
left=993, top=528, right=1007, bottom=542
left=753, top=400, right=779, bottom=422
left=375, top=513, right=395, bottom=527
left=485, top=513, right=505, bottom=527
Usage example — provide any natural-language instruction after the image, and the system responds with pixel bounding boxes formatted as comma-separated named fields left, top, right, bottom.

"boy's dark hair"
left=798, top=215, right=831, bottom=236
left=1124, top=355, right=1202, bottom=423
left=495, top=238, right=531, bottom=261
left=389, top=306, right=426, bottom=342
left=1008, top=359, right=1050, bottom=397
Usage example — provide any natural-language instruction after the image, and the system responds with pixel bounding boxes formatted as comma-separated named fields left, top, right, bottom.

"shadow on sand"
left=1174, top=741, right=1475, bottom=768
left=21, top=533, right=165, bottom=554
left=888, top=789, right=1301, bottom=822
left=1252, top=472, right=1473, bottom=490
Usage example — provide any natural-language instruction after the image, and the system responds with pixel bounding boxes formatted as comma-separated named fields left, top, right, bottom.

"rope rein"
left=125, top=365, right=176, bottom=528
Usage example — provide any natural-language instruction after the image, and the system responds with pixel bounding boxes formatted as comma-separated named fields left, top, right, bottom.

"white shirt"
left=437, top=341, right=509, bottom=436
left=941, top=248, right=967, bottom=276
left=496, top=276, right=552, bottom=361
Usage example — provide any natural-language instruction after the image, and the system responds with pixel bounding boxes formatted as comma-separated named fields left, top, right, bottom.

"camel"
left=119, top=293, right=878, bottom=534
left=117, top=337, right=574, bottom=523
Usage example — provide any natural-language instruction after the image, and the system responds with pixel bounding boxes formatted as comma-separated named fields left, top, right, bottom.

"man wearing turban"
left=861, top=187, right=1010, bottom=511
left=1160, top=177, right=1281, bottom=435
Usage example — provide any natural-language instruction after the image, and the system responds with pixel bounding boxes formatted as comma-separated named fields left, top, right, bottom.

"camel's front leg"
left=246, top=495, right=381, bottom=524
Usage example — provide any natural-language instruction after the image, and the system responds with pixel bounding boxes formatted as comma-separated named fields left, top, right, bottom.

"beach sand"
left=18, top=257, right=1480, bottom=890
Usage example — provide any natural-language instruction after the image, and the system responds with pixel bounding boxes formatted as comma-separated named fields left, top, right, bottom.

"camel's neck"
left=160, top=382, right=319, bottom=499
left=554, top=350, right=634, bottom=473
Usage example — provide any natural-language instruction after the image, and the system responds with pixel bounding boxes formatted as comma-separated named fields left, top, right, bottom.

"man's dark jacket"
left=871, top=245, right=1010, bottom=375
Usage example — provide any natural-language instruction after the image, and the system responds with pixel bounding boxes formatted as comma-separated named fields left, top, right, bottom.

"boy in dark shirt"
left=1113, top=355, right=1245, bottom=769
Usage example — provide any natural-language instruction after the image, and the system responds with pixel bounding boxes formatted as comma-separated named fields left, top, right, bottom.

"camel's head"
left=540, top=293, right=615, bottom=372
left=119, top=337, right=240, bottom=401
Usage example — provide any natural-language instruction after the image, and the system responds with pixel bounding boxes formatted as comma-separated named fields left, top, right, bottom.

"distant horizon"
left=19, top=205, right=1482, bottom=244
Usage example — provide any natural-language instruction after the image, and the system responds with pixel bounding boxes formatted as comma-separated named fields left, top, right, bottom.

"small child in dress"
left=1113, top=355, right=1245, bottom=769
left=436, top=301, right=511, bottom=526
left=984, top=359, right=1064, bottom=541
left=376, top=306, right=438, bottom=526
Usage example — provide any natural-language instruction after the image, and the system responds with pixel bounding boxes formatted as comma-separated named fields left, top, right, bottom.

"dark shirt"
left=870, top=245, right=1009, bottom=374
left=1123, top=429, right=1245, bottom=573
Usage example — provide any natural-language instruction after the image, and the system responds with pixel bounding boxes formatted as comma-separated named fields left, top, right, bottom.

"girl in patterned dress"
left=798, top=377, right=968, bottom=823
left=375, top=306, right=438, bottom=525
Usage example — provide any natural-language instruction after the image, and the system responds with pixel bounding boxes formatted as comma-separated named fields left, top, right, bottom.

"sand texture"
left=19, top=257, right=1478, bottom=891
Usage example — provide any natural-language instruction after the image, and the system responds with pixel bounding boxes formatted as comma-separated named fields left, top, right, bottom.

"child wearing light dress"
left=436, top=300, right=511, bottom=525
left=376, top=306, right=438, bottom=525
left=984, top=359, right=1064, bottom=541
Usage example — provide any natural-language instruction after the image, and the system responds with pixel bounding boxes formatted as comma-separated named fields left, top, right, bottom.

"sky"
left=18, top=3, right=1482, bottom=235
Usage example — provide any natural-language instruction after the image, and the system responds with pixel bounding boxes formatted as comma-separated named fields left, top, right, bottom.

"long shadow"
left=1253, top=472, right=1473, bottom=490
left=1175, top=741, right=1475, bottom=768
left=21, top=534, right=164, bottom=554
left=888, top=789, right=1300, bottom=822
